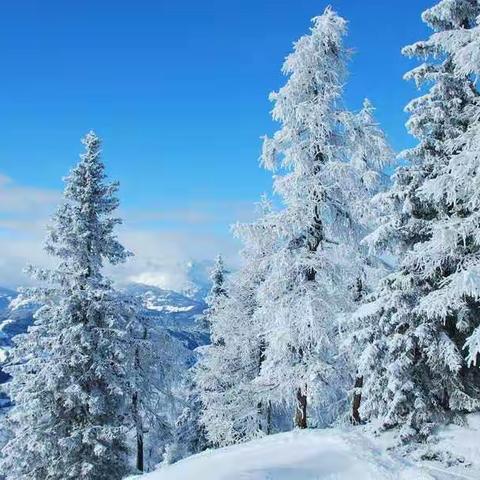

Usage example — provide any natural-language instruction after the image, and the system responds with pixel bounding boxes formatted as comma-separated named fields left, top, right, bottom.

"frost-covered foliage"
left=256, top=7, right=392, bottom=430
left=201, top=255, right=227, bottom=331
left=424, top=0, right=480, bottom=77
left=195, top=197, right=279, bottom=446
left=130, top=308, right=189, bottom=472
left=207, top=255, right=227, bottom=306
left=163, top=371, right=208, bottom=464
left=0, top=132, right=143, bottom=479
left=352, top=0, right=480, bottom=440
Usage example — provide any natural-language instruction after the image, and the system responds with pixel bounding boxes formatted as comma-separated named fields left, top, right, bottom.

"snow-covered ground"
left=133, top=415, right=480, bottom=480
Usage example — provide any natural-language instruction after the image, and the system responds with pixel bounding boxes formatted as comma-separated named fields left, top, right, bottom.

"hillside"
left=123, top=283, right=209, bottom=349
left=0, top=282, right=208, bottom=408
left=134, top=416, right=480, bottom=480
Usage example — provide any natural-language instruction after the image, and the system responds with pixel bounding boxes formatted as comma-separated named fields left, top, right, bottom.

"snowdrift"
left=134, top=416, right=480, bottom=480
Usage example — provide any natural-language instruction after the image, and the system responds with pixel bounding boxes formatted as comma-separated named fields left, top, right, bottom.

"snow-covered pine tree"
left=340, top=99, right=394, bottom=425
left=129, top=306, right=186, bottom=472
left=417, top=98, right=480, bottom=391
left=257, top=8, right=392, bottom=430
left=201, top=254, right=227, bottom=332
left=351, top=0, right=480, bottom=440
left=162, top=372, right=208, bottom=464
left=416, top=1, right=480, bottom=398
left=196, top=198, right=277, bottom=446
left=196, top=279, right=262, bottom=446
left=0, top=131, right=137, bottom=479
left=428, top=0, right=480, bottom=78
left=208, top=255, right=227, bottom=304
left=229, top=197, right=280, bottom=436
left=164, top=256, right=231, bottom=455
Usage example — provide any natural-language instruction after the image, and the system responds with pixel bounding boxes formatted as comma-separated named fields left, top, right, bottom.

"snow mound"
left=134, top=422, right=480, bottom=480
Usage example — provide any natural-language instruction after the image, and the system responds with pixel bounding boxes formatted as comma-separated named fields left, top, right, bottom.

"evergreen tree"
left=196, top=198, right=277, bottom=446
left=340, top=99, right=394, bottom=425
left=129, top=308, right=184, bottom=472
left=257, top=8, right=392, bottom=429
left=207, top=255, right=227, bottom=304
left=351, top=0, right=480, bottom=440
left=416, top=0, right=480, bottom=390
left=201, top=254, right=227, bottom=331
left=1, top=132, right=136, bottom=479
left=162, top=372, right=208, bottom=464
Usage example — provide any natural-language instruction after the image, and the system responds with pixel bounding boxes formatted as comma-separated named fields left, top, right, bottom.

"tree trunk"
left=133, top=328, right=147, bottom=472
left=294, top=150, right=321, bottom=432
left=266, top=400, right=272, bottom=435
left=257, top=338, right=273, bottom=434
left=294, top=386, right=307, bottom=429
left=258, top=400, right=272, bottom=434
left=132, top=391, right=144, bottom=471
left=351, top=375, right=363, bottom=425
left=136, top=421, right=144, bottom=472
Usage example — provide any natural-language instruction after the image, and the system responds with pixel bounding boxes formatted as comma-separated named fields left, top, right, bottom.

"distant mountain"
left=0, top=288, right=37, bottom=367
left=0, top=288, right=16, bottom=313
left=123, top=283, right=209, bottom=350
left=129, top=259, right=214, bottom=302
left=0, top=288, right=36, bottom=407
left=0, top=280, right=210, bottom=409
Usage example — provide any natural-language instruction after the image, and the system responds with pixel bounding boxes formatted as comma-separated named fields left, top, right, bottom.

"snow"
left=131, top=419, right=480, bottom=480
left=146, top=304, right=194, bottom=313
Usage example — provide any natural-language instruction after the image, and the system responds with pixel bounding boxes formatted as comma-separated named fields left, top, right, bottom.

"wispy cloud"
left=0, top=175, right=59, bottom=286
left=0, top=174, right=60, bottom=215
left=0, top=174, right=249, bottom=290
left=112, top=228, right=241, bottom=291
left=124, top=200, right=255, bottom=228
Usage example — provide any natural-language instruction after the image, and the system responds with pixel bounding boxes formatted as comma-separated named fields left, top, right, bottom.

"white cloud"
left=0, top=174, right=60, bottom=215
left=0, top=236, right=52, bottom=288
left=0, top=174, right=248, bottom=290
left=0, top=175, right=59, bottom=287
left=111, top=228, right=241, bottom=291
left=124, top=200, right=255, bottom=227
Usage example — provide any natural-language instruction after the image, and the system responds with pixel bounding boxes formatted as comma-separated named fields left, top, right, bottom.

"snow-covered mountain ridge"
left=132, top=415, right=480, bottom=480
left=123, top=283, right=209, bottom=349
left=0, top=282, right=209, bottom=407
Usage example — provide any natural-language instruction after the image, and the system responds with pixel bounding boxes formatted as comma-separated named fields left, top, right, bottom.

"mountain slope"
left=123, top=283, right=209, bottom=350
left=0, top=283, right=208, bottom=357
left=0, top=289, right=36, bottom=406
left=0, top=282, right=208, bottom=408
left=134, top=416, right=480, bottom=480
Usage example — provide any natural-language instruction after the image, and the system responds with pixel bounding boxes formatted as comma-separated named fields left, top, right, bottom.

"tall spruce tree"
left=208, top=255, right=227, bottom=303
left=1, top=132, right=137, bottom=479
left=416, top=2, right=480, bottom=389
left=257, top=7, right=392, bottom=429
left=163, top=256, right=231, bottom=459
left=196, top=198, right=277, bottom=446
left=351, top=0, right=480, bottom=440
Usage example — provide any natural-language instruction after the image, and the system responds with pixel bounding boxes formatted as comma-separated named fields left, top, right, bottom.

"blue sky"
left=0, top=0, right=433, bottom=288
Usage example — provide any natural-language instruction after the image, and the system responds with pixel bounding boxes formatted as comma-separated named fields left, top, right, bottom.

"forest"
left=1, top=1, right=480, bottom=479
